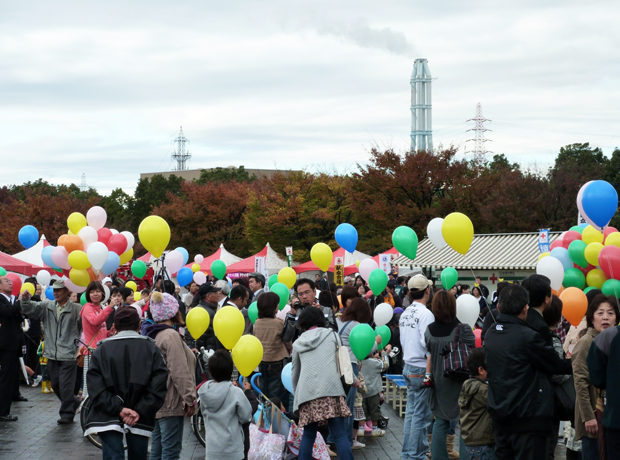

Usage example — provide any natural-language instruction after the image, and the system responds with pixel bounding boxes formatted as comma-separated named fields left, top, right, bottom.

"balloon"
left=0, top=267, right=5, bottom=276
left=110, top=229, right=119, bottom=235
left=349, top=323, right=376, bottom=360
left=70, top=268, right=90, bottom=287
left=125, top=281, right=137, bottom=292
left=550, top=238, right=564, bottom=251
left=577, top=181, right=596, bottom=229
left=277, top=267, right=296, bottom=289
left=335, top=223, right=358, bottom=253
left=537, top=256, right=564, bottom=291
left=602, top=279, right=620, bottom=297
left=6, top=273, right=22, bottom=297
left=131, top=260, right=147, bottom=279
left=584, top=242, right=604, bottom=267
left=121, top=231, right=135, bottom=253
left=78, top=226, right=98, bottom=248
left=193, top=271, right=206, bottom=285
left=186, top=307, right=211, bottom=339
left=598, top=245, right=620, bottom=280
left=41, top=246, right=59, bottom=269
left=214, top=306, right=245, bottom=349
left=51, top=246, right=71, bottom=270
left=442, top=213, right=474, bottom=255
left=21, top=282, right=35, bottom=296
left=134, top=291, right=142, bottom=301
left=67, top=212, right=87, bottom=235
left=119, top=248, right=134, bottom=265
left=581, top=180, right=618, bottom=230
left=80, top=293, right=87, bottom=306
left=473, top=329, right=482, bottom=348
left=45, top=286, right=54, bottom=300
left=191, top=263, right=201, bottom=273
left=176, top=267, right=193, bottom=286
left=232, top=335, right=264, bottom=377
left=355, top=260, right=361, bottom=268
left=58, top=234, right=68, bottom=247
left=195, top=254, right=204, bottom=264
left=603, top=227, right=619, bottom=244
left=63, top=235, right=84, bottom=253
left=211, top=260, right=227, bottom=280
left=68, top=250, right=91, bottom=270
left=563, top=268, right=586, bottom=290
left=270, top=282, right=290, bottom=310
left=368, top=269, right=388, bottom=296
left=569, top=225, right=584, bottom=234
left=560, top=287, right=588, bottom=327
left=375, top=324, right=392, bottom=350
left=18, top=225, right=39, bottom=249
left=550, top=247, right=573, bottom=272
left=456, top=294, right=479, bottom=328
left=166, top=250, right=185, bottom=274
left=567, top=240, right=588, bottom=268
left=427, top=217, right=447, bottom=250
left=440, top=267, right=458, bottom=290
left=310, top=243, right=332, bottom=271
left=392, top=226, right=418, bottom=260
left=276, top=305, right=290, bottom=320
left=138, top=216, right=171, bottom=258
left=107, top=233, right=128, bottom=255
left=586, top=268, right=608, bottom=289
left=248, top=301, right=259, bottom=324
left=374, top=303, right=393, bottom=327
left=87, top=242, right=109, bottom=271
left=582, top=225, right=604, bottom=245
left=86, top=206, right=107, bottom=230
left=281, top=362, right=294, bottom=394
left=64, top=278, right=87, bottom=293
left=174, top=247, right=189, bottom=266
left=97, top=228, right=113, bottom=246
left=35, top=270, right=50, bottom=286
left=359, top=259, right=379, bottom=283
left=102, top=251, right=121, bottom=276
left=268, top=274, right=279, bottom=289
left=563, top=231, right=582, bottom=248
left=538, top=252, right=550, bottom=261
left=605, top=232, right=620, bottom=248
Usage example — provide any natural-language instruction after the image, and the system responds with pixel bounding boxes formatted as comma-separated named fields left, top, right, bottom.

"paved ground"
left=0, top=383, right=567, bottom=459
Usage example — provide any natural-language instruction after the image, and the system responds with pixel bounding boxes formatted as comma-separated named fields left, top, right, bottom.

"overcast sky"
left=1, top=0, right=619, bottom=195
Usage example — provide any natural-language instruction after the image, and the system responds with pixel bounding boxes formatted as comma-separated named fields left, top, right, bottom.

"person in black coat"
left=522, top=274, right=554, bottom=346
left=0, top=276, right=23, bottom=421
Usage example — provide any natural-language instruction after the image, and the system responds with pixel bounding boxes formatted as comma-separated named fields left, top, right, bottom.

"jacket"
left=282, top=305, right=337, bottom=343
left=184, top=301, right=222, bottom=351
left=84, top=331, right=169, bottom=437
left=21, top=297, right=82, bottom=361
left=480, top=309, right=499, bottom=344
left=399, top=301, right=435, bottom=368
left=81, top=303, right=114, bottom=349
left=459, top=377, right=494, bottom=446
left=587, top=325, right=620, bottom=430
left=198, top=380, right=253, bottom=460
left=485, top=313, right=573, bottom=433
left=0, top=294, right=22, bottom=352
left=254, top=317, right=292, bottom=362
left=526, top=307, right=553, bottom=346
left=361, top=353, right=389, bottom=398
left=291, top=327, right=345, bottom=413
left=572, top=327, right=599, bottom=440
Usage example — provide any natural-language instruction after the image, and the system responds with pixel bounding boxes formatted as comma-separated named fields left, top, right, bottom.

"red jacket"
left=81, top=303, right=114, bottom=348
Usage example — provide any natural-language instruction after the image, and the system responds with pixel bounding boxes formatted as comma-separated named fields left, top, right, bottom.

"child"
left=353, top=370, right=368, bottom=449
left=458, top=347, right=495, bottom=460
left=37, top=339, right=53, bottom=394
left=233, top=379, right=259, bottom=460
left=360, top=350, right=389, bottom=436
left=199, top=350, right=253, bottom=460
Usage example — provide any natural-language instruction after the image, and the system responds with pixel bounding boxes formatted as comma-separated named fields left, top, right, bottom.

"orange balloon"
left=87, top=267, right=98, bottom=281
left=58, top=234, right=68, bottom=247
left=63, top=234, right=84, bottom=253
left=559, top=287, right=588, bottom=327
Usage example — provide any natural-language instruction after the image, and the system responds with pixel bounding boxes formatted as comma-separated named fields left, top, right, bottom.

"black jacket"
left=0, top=295, right=22, bottom=352
left=184, top=301, right=223, bottom=351
left=480, top=309, right=499, bottom=344
left=281, top=304, right=337, bottom=343
left=84, top=331, right=168, bottom=437
left=526, top=307, right=553, bottom=346
left=485, top=314, right=573, bottom=433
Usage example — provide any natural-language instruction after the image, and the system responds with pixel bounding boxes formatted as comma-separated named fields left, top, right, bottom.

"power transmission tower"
left=466, top=103, right=492, bottom=158
left=79, top=173, right=89, bottom=191
left=171, top=126, right=191, bottom=171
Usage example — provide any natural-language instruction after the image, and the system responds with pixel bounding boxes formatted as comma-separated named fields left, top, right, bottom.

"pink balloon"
left=550, top=238, right=564, bottom=251
left=193, top=271, right=206, bottom=285
left=276, top=305, right=290, bottom=320
left=64, top=278, right=87, bottom=293
left=86, top=206, right=107, bottom=230
left=562, top=231, right=582, bottom=249
left=195, top=254, right=204, bottom=264
left=166, top=250, right=185, bottom=274
left=51, top=246, right=71, bottom=270
left=598, top=245, right=620, bottom=280
left=473, top=329, right=482, bottom=348
left=359, top=258, right=379, bottom=282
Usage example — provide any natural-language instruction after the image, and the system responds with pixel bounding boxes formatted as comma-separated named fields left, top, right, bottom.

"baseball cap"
left=52, top=279, right=67, bottom=290
left=198, top=283, right=222, bottom=297
left=344, top=276, right=352, bottom=283
left=407, top=274, right=433, bottom=292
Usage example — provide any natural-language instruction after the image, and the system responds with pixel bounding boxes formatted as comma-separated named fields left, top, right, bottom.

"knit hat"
left=150, top=292, right=179, bottom=322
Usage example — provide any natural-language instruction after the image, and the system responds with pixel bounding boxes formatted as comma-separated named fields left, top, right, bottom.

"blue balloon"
left=177, top=267, right=193, bottom=286
left=175, top=247, right=189, bottom=266
left=18, top=225, right=39, bottom=249
left=45, top=286, right=54, bottom=300
left=582, top=180, right=618, bottom=228
left=550, top=247, right=573, bottom=272
left=281, top=362, right=294, bottom=395
left=102, top=251, right=121, bottom=275
left=579, top=223, right=588, bottom=229
left=41, top=246, right=60, bottom=269
left=335, top=223, right=358, bottom=253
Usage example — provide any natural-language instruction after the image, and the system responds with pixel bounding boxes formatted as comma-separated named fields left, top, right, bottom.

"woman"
left=472, top=286, right=488, bottom=312
left=339, top=286, right=360, bottom=314
left=69, top=292, right=79, bottom=303
left=572, top=294, right=618, bottom=460
left=291, top=307, right=354, bottom=460
left=357, top=284, right=369, bottom=297
left=81, top=281, right=114, bottom=349
left=254, top=292, right=293, bottom=407
left=319, top=290, right=340, bottom=316
left=425, top=290, right=475, bottom=460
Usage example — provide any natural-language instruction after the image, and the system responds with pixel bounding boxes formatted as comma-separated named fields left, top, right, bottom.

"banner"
left=334, top=256, right=344, bottom=286
left=379, top=254, right=391, bottom=274
left=255, top=256, right=268, bottom=278
left=538, top=229, right=550, bottom=253
left=286, top=246, right=293, bottom=267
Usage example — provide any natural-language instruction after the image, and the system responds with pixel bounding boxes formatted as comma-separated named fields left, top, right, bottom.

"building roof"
left=393, top=232, right=561, bottom=270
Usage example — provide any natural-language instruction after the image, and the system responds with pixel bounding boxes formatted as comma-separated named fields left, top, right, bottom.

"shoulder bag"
left=440, top=323, right=473, bottom=381
left=334, top=323, right=355, bottom=394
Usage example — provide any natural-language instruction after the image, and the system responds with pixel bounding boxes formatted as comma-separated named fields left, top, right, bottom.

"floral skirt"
left=298, top=396, right=351, bottom=427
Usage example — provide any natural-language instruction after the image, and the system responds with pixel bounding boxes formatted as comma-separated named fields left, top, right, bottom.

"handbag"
left=335, top=325, right=355, bottom=394
left=76, top=334, right=98, bottom=368
left=286, top=421, right=331, bottom=460
left=440, top=324, right=472, bottom=381
left=552, top=375, right=576, bottom=422
left=249, top=407, right=286, bottom=460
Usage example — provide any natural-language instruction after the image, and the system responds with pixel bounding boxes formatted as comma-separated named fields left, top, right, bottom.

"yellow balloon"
left=278, top=267, right=297, bottom=289
left=605, top=232, right=620, bottom=248
left=232, top=335, right=264, bottom=377
left=70, top=268, right=90, bottom=287
left=134, top=291, right=142, bottom=301
left=311, top=243, right=332, bottom=271
left=67, top=212, right=87, bottom=235
left=138, top=215, right=171, bottom=258
left=584, top=242, right=604, bottom=266
left=214, top=306, right=245, bottom=350
left=186, top=307, right=211, bottom=340
left=441, top=212, right=474, bottom=255
left=586, top=268, right=608, bottom=289
left=582, top=225, right=603, bottom=245
left=191, top=263, right=201, bottom=273
left=68, top=250, right=91, bottom=270
left=21, top=282, right=35, bottom=296
left=538, top=252, right=550, bottom=261
left=355, top=260, right=361, bottom=268
left=68, top=229, right=75, bottom=235
left=119, top=248, right=134, bottom=265
left=126, top=281, right=137, bottom=292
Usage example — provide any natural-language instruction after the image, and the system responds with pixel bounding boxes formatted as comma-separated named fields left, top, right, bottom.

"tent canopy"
left=293, top=247, right=371, bottom=275
left=0, top=251, right=48, bottom=277
left=343, top=246, right=399, bottom=274
left=181, top=244, right=242, bottom=274
left=226, top=243, right=290, bottom=275
left=12, top=235, right=51, bottom=267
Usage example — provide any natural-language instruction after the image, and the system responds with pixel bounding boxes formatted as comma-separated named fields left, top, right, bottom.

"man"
left=314, top=273, right=322, bottom=288
left=387, top=280, right=403, bottom=308
left=229, top=285, right=251, bottom=332
left=248, top=273, right=266, bottom=301
left=21, top=279, right=83, bottom=424
left=475, top=276, right=489, bottom=299
left=23, top=277, right=43, bottom=387
left=399, top=274, right=435, bottom=460
left=184, top=281, right=199, bottom=309
left=85, top=306, right=168, bottom=460
left=215, top=280, right=234, bottom=310
left=184, top=284, right=223, bottom=352
left=522, top=274, right=553, bottom=346
left=343, top=276, right=353, bottom=288
left=0, top=276, right=23, bottom=421
left=485, top=284, right=572, bottom=459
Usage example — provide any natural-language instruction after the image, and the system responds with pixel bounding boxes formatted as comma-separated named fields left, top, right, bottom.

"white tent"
left=12, top=235, right=50, bottom=267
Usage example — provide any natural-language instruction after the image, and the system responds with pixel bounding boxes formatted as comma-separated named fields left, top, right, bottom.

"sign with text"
left=254, top=256, right=268, bottom=278
left=538, top=229, right=550, bottom=253
left=380, top=254, right=391, bottom=274
left=335, top=256, right=344, bottom=286
left=285, top=247, right=293, bottom=267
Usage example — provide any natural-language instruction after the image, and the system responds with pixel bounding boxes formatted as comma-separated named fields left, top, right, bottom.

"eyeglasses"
left=297, top=289, right=313, bottom=297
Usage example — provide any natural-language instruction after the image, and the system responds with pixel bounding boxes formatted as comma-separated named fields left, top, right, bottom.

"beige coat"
left=154, top=327, right=197, bottom=418
left=254, top=317, right=292, bottom=362
left=571, top=327, right=599, bottom=441
left=564, top=316, right=588, bottom=356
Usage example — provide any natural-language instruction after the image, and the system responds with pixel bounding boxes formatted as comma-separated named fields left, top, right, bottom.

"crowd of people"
left=1, top=268, right=620, bottom=460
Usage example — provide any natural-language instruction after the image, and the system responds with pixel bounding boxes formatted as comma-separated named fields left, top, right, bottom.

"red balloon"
left=6, top=273, right=22, bottom=296
left=97, top=228, right=112, bottom=246
left=604, top=227, right=619, bottom=244
left=107, top=233, right=127, bottom=255
left=473, top=328, right=482, bottom=348
left=563, top=231, right=582, bottom=249
left=598, top=245, right=620, bottom=280
left=575, top=263, right=595, bottom=276
left=550, top=238, right=564, bottom=251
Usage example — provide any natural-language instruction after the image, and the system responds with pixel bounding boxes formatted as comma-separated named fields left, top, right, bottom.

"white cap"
left=102, top=277, right=113, bottom=284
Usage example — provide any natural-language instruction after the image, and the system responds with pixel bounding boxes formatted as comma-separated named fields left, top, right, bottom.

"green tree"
left=99, top=188, right=134, bottom=232
left=196, top=166, right=255, bottom=184
left=131, top=174, right=184, bottom=230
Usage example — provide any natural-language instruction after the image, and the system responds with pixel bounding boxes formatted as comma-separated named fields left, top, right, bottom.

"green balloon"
left=583, top=286, right=596, bottom=295
left=392, top=226, right=419, bottom=260
left=131, top=260, right=147, bottom=279
left=248, top=301, right=258, bottom=325
left=569, top=225, right=584, bottom=234
left=270, top=282, right=290, bottom=310
left=368, top=269, right=388, bottom=295
left=0, top=267, right=6, bottom=276
left=375, top=325, right=392, bottom=351
left=563, top=268, right=586, bottom=289
left=568, top=240, right=588, bottom=268
left=80, top=293, right=87, bottom=306
left=349, top=323, right=376, bottom=360
left=440, top=267, right=458, bottom=290
left=602, top=279, right=620, bottom=297
left=268, top=274, right=279, bottom=289
left=211, top=260, right=227, bottom=280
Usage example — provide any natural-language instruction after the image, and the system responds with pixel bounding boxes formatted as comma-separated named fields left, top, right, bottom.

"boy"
left=199, top=350, right=253, bottom=460
left=458, top=347, right=495, bottom=460
left=360, top=349, right=389, bottom=437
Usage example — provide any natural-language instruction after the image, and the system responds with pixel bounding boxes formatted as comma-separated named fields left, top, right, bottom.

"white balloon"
left=536, top=256, right=564, bottom=291
left=78, top=226, right=98, bottom=247
left=86, top=206, right=107, bottom=230
left=87, top=242, right=109, bottom=271
left=121, top=231, right=135, bottom=253
left=374, top=303, right=393, bottom=327
left=166, top=250, right=185, bottom=274
left=110, top=229, right=119, bottom=235
left=195, top=254, right=204, bottom=264
left=427, top=218, right=447, bottom=250
left=103, top=284, right=110, bottom=303
left=456, top=294, right=479, bottom=329
left=37, top=270, right=51, bottom=286
left=359, top=259, right=379, bottom=282
left=193, top=271, right=206, bottom=285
